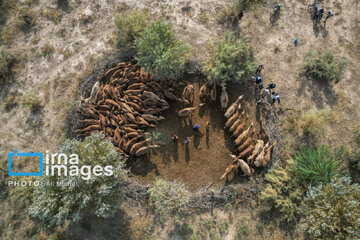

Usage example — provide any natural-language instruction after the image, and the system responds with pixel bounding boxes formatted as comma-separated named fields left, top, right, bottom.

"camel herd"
left=221, top=100, right=276, bottom=180
left=77, top=61, right=188, bottom=157
left=76, top=61, right=276, bottom=180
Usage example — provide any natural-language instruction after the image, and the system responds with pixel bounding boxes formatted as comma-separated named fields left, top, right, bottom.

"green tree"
left=301, top=50, right=348, bottom=83
left=148, top=178, right=190, bottom=219
left=303, top=176, right=360, bottom=240
left=203, top=33, right=255, bottom=86
left=29, top=133, right=127, bottom=231
left=134, top=21, right=191, bottom=80
left=114, top=9, right=150, bottom=49
left=294, top=145, right=345, bottom=185
left=259, top=159, right=304, bottom=224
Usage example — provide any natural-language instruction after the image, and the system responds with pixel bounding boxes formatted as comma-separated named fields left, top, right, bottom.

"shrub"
left=41, top=8, right=62, bottom=23
left=16, top=6, right=35, bottom=31
left=29, top=133, right=127, bottom=231
left=135, top=21, right=191, bottom=80
left=259, top=159, right=304, bottom=224
left=203, top=32, right=255, bottom=86
left=114, top=9, right=150, bottom=49
left=0, top=47, right=16, bottom=83
left=302, top=176, right=360, bottom=240
left=148, top=178, right=190, bottom=219
left=20, top=94, right=42, bottom=111
left=301, top=50, right=348, bottom=83
left=4, top=94, right=18, bottom=110
left=294, top=145, right=345, bottom=185
left=284, top=109, right=330, bottom=139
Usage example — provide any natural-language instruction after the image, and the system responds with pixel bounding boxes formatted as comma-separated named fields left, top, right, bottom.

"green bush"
left=203, top=32, right=255, bottom=86
left=148, top=178, right=190, bottom=219
left=114, top=9, right=150, bottom=49
left=302, top=176, right=360, bottom=240
left=29, top=133, right=127, bottom=231
left=259, top=159, right=304, bottom=224
left=20, top=94, right=42, bottom=111
left=0, top=47, right=16, bottom=83
left=294, top=145, right=345, bottom=185
left=135, top=21, right=191, bottom=80
left=301, top=50, right=348, bottom=83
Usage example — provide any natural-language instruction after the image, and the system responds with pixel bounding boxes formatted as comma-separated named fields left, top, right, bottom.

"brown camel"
left=254, top=142, right=269, bottom=167
left=221, top=161, right=240, bottom=180
left=232, top=114, right=249, bottom=138
left=237, top=145, right=254, bottom=160
left=178, top=103, right=205, bottom=118
left=236, top=128, right=256, bottom=153
left=130, top=139, right=151, bottom=155
left=262, top=141, right=277, bottom=167
left=182, top=84, right=194, bottom=104
left=224, top=95, right=243, bottom=118
left=248, top=140, right=264, bottom=166
left=225, top=110, right=241, bottom=129
left=135, top=145, right=160, bottom=156
left=229, top=111, right=245, bottom=132
left=235, top=122, right=253, bottom=146
left=199, top=83, right=208, bottom=100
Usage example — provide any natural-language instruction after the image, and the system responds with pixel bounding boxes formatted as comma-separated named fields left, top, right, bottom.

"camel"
left=248, top=140, right=264, bottom=165
left=178, top=103, right=204, bottom=118
left=210, top=84, right=217, bottom=101
left=254, top=142, right=269, bottom=167
left=229, top=111, right=245, bottom=132
left=182, top=84, right=194, bottom=104
left=262, top=141, right=277, bottom=167
left=232, top=114, right=249, bottom=138
left=141, top=114, right=165, bottom=123
left=236, top=128, right=256, bottom=153
left=220, top=88, right=229, bottom=111
left=135, top=145, right=160, bottom=156
left=221, top=161, right=241, bottom=180
left=164, top=90, right=183, bottom=103
left=127, top=102, right=143, bottom=113
left=237, top=145, right=254, bottom=160
left=235, top=123, right=253, bottom=146
left=238, top=159, right=252, bottom=176
left=225, top=110, right=241, bottom=129
left=136, top=116, right=149, bottom=126
left=225, top=95, right=243, bottom=118
left=78, top=119, right=100, bottom=126
left=128, top=83, right=145, bottom=90
left=130, top=139, right=151, bottom=155
left=75, top=124, right=101, bottom=133
left=144, top=106, right=169, bottom=115
left=82, top=80, right=100, bottom=104
left=199, top=83, right=208, bottom=100
left=124, top=136, right=140, bottom=153
left=142, top=90, right=161, bottom=102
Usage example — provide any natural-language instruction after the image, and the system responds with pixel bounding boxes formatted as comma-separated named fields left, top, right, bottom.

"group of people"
left=311, top=3, right=334, bottom=25
left=172, top=122, right=211, bottom=144
left=255, top=65, right=281, bottom=105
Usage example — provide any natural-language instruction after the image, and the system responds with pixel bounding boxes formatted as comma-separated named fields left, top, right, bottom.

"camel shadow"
left=185, top=144, right=190, bottom=163
left=270, top=10, right=280, bottom=26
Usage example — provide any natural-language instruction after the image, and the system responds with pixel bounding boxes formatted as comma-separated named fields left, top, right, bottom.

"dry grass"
left=41, top=8, right=62, bottom=23
left=1, top=25, right=16, bottom=45
left=199, top=11, right=209, bottom=27
left=38, top=43, right=55, bottom=58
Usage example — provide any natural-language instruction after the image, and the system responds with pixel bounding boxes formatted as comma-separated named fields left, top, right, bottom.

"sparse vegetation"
left=0, top=47, right=17, bottom=83
left=29, top=133, right=128, bottom=232
left=148, top=178, right=190, bottom=219
left=19, top=94, right=42, bottom=111
left=301, top=50, right=348, bottom=83
left=135, top=21, right=191, bottom=80
left=1, top=25, right=16, bottom=45
left=16, top=6, right=35, bottom=31
left=302, top=176, right=360, bottom=240
left=294, top=145, right=346, bottom=185
left=203, top=32, right=255, bottom=86
left=114, top=9, right=150, bottom=49
left=260, top=159, right=304, bottom=224
left=284, top=109, right=330, bottom=139
left=38, top=43, right=55, bottom=58
left=4, top=94, right=19, bottom=110
left=41, top=8, right=62, bottom=23
left=199, top=11, right=209, bottom=26
left=217, top=0, right=266, bottom=24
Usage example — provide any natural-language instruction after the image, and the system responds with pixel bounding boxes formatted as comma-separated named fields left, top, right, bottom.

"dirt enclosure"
left=129, top=77, right=260, bottom=191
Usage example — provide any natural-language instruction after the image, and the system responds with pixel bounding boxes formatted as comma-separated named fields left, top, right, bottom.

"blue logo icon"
left=8, top=150, right=43, bottom=176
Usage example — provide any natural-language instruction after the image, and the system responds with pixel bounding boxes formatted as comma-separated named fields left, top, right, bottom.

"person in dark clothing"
left=324, top=10, right=333, bottom=23
left=294, top=38, right=299, bottom=46
left=268, top=83, right=276, bottom=89
left=193, top=124, right=200, bottom=131
left=255, top=76, right=262, bottom=84
left=185, top=137, right=190, bottom=144
left=172, top=134, right=178, bottom=142
left=258, top=83, right=264, bottom=90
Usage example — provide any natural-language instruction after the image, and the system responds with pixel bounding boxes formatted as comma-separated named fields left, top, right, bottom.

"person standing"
left=294, top=38, right=299, bottom=46
left=324, top=10, right=333, bottom=24
left=272, top=93, right=280, bottom=104
left=185, top=137, right=190, bottom=144
left=261, top=88, right=270, bottom=98
left=256, top=65, right=264, bottom=75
